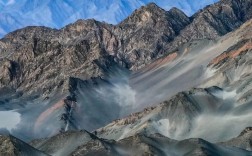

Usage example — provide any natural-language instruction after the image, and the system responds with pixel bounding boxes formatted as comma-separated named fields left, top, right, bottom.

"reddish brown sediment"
left=34, top=99, right=65, bottom=132
left=209, top=42, right=252, bottom=66
left=157, top=53, right=178, bottom=67
left=34, top=97, right=79, bottom=134
left=138, top=52, right=178, bottom=73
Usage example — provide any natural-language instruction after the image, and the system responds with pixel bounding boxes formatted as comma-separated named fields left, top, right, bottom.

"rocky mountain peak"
left=169, top=7, right=187, bottom=16
left=119, top=2, right=167, bottom=26
left=120, top=3, right=190, bottom=28
left=140, top=2, right=165, bottom=14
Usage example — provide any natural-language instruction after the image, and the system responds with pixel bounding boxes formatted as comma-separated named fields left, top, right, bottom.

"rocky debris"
left=0, top=135, right=48, bottom=156
left=115, top=3, right=191, bottom=69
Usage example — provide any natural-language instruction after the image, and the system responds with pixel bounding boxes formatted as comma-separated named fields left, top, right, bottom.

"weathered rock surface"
left=28, top=129, right=252, bottom=156
left=1, top=0, right=252, bottom=99
left=0, top=135, right=48, bottom=156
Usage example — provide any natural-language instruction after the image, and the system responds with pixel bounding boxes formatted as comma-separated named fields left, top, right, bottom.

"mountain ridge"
left=1, top=0, right=252, bottom=97
left=0, top=0, right=219, bottom=38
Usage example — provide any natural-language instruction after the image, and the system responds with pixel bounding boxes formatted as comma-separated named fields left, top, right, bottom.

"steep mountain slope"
left=0, top=0, right=218, bottom=38
left=96, top=19, right=252, bottom=143
left=2, top=0, right=252, bottom=97
left=114, top=3, right=191, bottom=69
left=1, top=0, right=252, bottom=142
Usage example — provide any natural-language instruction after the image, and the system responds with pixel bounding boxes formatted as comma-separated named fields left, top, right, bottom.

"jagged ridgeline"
left=1, top=0, right=252, bottom=155
left=0, top=0, right=219, bottom=38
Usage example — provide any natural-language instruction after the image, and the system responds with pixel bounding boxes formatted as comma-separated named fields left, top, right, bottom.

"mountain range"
left=1, top=0, right=252, bottom=155
left=0, top=0, right=218, bottom=38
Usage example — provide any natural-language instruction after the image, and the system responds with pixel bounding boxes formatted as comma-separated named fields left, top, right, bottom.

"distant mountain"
left=0, top=0, right=218, bottom=38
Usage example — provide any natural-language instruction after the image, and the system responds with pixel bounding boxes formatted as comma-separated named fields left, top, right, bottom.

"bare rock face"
left=1, top=0, right=252, bottom=99
left=165, top=0, right=252, bottom=53
left=114, top=3, right=191, bottom=70
left=0, top=59, right=18, bottom=87
left=0, top=24, right=111, bottom=97
left=0, top=135, right=48, bottom=156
